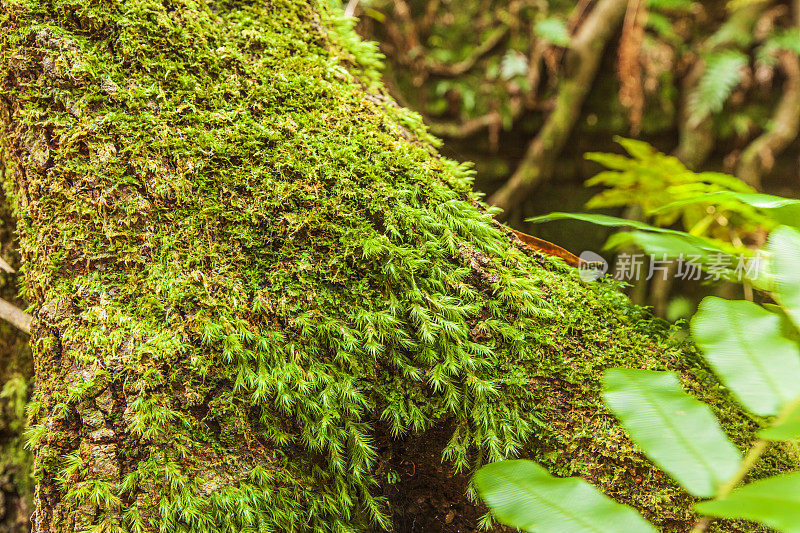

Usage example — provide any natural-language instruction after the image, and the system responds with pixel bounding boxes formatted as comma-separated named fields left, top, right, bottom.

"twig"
left=419, top=0, right=441, bottom=35
left=0, top=297, right=31, bottom=335
left=0, top=256, right=14, bottom=274
left=344, top=0, right=359, bottom=18
left=618, top=0, right=646, bottom=134
left=427, top=97, right=527, bottom=139
left=425, top=25, right=509, bottom=77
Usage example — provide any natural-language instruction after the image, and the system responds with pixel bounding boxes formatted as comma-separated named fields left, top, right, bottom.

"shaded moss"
left=0, top=0, right=796, bottom=532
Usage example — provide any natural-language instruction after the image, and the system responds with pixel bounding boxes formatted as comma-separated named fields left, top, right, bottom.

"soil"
left=377, top=421, right=501, bottom=533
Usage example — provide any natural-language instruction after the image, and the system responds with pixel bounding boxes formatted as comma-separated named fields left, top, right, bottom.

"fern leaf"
left=534, top=18, right=570, bottom=47
left=689, top=50, right=747, bottom=125
left=757, top=29, right=800, bottom=66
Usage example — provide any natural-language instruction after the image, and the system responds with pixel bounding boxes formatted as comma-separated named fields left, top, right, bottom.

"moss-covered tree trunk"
left=0, top=1, right=796, bottom=532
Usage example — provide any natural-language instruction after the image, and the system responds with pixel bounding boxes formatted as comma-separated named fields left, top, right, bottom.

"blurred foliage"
left=355, top=0, right=800, bottom=190
left=531, top=140, right=800, bottom=282
left=583, top=138, right=769, bottom=245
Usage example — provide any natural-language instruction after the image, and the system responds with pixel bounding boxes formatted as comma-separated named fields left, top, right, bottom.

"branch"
left=487, top=0, right=629, bottom=219
left=736, top=53, right=800, bottom=188
left=428, top=110, right=502, bottom=139
left=0, top=297, right=31, bottom=335
left=344, top=0, right=359, bottom=18
left=427, top=97, right=528, bottom=139
left=392, top=0, right=422, bottom=55
left=425, top=25, right=509, bottom=77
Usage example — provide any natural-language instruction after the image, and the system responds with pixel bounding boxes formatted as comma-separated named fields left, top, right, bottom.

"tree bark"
left=0, top=1, right=796, bottom=532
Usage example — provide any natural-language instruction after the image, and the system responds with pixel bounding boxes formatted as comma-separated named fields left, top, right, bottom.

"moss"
left=0, top=0, right=796, bottom=532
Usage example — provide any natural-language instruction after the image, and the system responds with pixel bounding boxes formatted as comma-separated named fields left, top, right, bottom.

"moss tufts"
left=0, top=0, right=795, bottom=531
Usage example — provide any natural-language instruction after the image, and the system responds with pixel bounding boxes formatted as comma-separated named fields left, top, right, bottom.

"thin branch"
left=0, top=297, right=31, bottom=335
left=424, top=25, right=509, bottom=77
left=488, top=0, right=629, bottom=218
left=344, top=0, right=359, bottom=18
left=392, top=0, right=422, bottom=56
left=0, top=256, right=14, bottom=274
left=428, top=110, right=502, bottom=139
left=427, top=97, right=526, bottom=139
left=618, top=0, right=646, bottom=134
left=419, top=0, right=441, bottom=35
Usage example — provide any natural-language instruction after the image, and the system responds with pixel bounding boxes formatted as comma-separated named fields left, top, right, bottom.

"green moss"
left=0, top=0, right=796, bottom=531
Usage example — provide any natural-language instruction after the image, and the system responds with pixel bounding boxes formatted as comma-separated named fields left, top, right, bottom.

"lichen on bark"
left=0, top=1, right=797, bottom=532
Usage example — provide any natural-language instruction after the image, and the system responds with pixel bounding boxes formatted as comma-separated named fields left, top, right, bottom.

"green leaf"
left=602, top=369, right=742, bottom=498
left=758, top=29, right=800, bottom=66
left=528, top=213, right=738, bottom=257
left=759, top=401, right=800, bottom=441
left=695, top=472, right=800, bottom=533
left=499, top=51, right=529, bottom=80
left=474, top=460, right=657, bottom=533
left=647, top=0, right=694, bottom=10
left=689, top=50, right=747, bottom=125
left=534, top=18, right=570, bottom=47
left=616, top=137, right=657, bottom=160
left=768, top=227, right=800, bottom=331
left=604, top=231, right=735, bottom=262
left=652, top=192, right=800, bottom=229
left=691, top=297, right=800, bottom=416
left=528, top=212, right=687, bottom=236
left=584, top=152, right=635, bottom=171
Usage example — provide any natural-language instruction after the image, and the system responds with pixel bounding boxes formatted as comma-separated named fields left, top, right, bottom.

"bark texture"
left=0, top=1, right=797, bottom=532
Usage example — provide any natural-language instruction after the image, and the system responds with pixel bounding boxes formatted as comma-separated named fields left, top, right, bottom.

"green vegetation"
left=0, top=0, right=798, bottom=531
left=476, top=206, right=800, bottom=532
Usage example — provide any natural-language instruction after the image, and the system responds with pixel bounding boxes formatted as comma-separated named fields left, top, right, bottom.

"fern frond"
left=688, top=50, right=747, bottom=125
left=534, top=17, right=570, bottom=47
left=757, top=29, right=800, bottom=66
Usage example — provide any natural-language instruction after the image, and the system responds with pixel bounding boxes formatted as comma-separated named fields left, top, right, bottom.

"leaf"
left=691, top=172, right=757, bottom=193
left=759, top=401, right=800, bottom=441
left=652, top=192, right=800, bottom=229
left=528, top=213, right=738, bottom=257
left=474, top=460, right=657, bottom=533
left=604, top=231, right=735, bottom=262
left=500, top=51, right=529, bottom=80
left=691, top=297, right=800, bottom=416
left=689, top=50, right=747, bottom=125
left=602, top=369, right=742, bottom=498
left=647, top=0, right=694, bottom=10
left=758, top=29, right=800, bottom=66
left=534, top=18, right=570, bottom=47
left=694, top=472, right=800, bottom=533
left=616, top=137, right=657, bottom=160
left=768, top=227, right=800, bottom=331
left=528, top=212, right=686, bottom=235
left=584, top=152, right=636, bottom=171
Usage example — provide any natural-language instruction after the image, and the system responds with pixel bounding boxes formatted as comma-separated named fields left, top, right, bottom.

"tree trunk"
left=0, top=1, right=795, bottom=532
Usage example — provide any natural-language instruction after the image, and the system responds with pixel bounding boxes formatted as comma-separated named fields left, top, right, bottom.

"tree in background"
left=355, top=0, right=800, bottom=210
